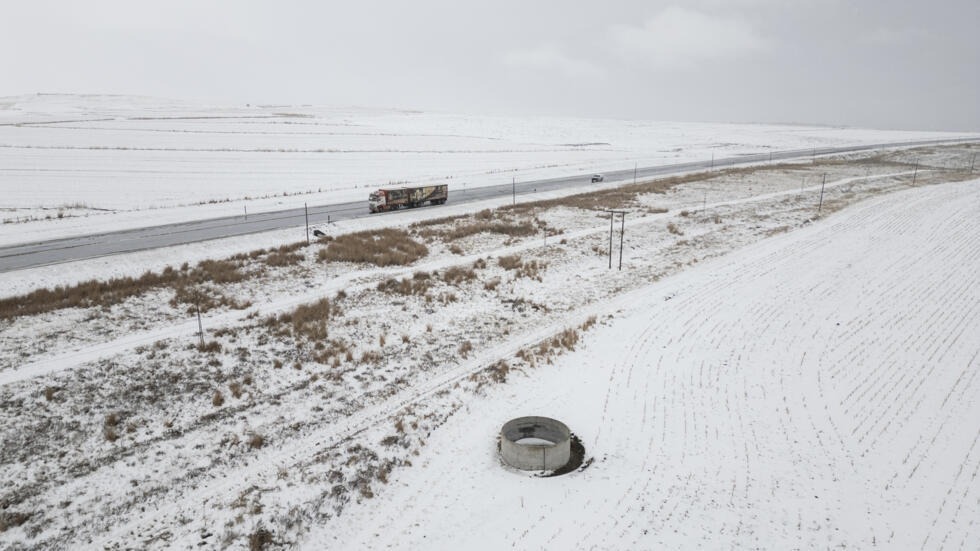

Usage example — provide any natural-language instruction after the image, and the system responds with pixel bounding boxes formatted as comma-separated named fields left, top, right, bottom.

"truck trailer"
left=368, top=185, right=448, bottom=213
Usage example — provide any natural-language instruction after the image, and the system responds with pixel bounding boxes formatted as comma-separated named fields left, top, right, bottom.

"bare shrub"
left=229, top=382, right=243, bottom=399
left=264, top=243, right=306, bottom=267
left=498, top=255, right=522, bottom=270
left=487, top=360, right=510, bottom=383
left=248, top=433, right=265, bottom=449
left=441, top=266, right=476, bottom=285
left=318, top=228, right=428, bottom=266
left=265, top=298, right=331, bottom=342
left=448, top=244, right=464, bottom=255
left=213, top=390, right=225, bottom=407
left=401, top=334, right=410, bottom=344
left=103, top=413, right=120, bottom=442
left=0, top=512, right=31, bottom=533
left=514, top=260, right=546, bottom=281
left=376, top=274, right=433, bottom=296
left=198, top=340, right=223, bottom=354
left=249, top=528, right=273, bottom=551
left=667, top=222, right=684, bottom=235
left=483, top=278, right=501, bottom=291
left=581, top=315, right=597, bottom=331
left=458, top=340, right=473, bottom=358
left=43, top=386, right=58, bottom=401
left=104, top=412, right=120, bottom=428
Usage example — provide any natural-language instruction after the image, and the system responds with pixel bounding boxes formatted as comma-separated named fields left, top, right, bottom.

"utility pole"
left=633, top=162, right=637, bottom=185
left=970, top=153, right=976, bottom=172
left=818, top=174, right=826, bottom=213
left=512, top=177, right=516, bottom=206
left=702, top=190, right=707, bottom=213
left=605, top=210, right=627, bottom=270
left=710, top=151, right=714, bottom=172
left=800, top=176, right=805, bottom=194
left=304, top=202, right=310, bottom=244
left=608, top=212, right=614, bottom=269
left=769, top=151, right=772, bottom=164
left=912, top=159, right=919, bottom=186
left=244, top=204, right=247, bottom=220
left=618, top=213, right=626, bottom=270
left=195, top=295, right=204, bottom=348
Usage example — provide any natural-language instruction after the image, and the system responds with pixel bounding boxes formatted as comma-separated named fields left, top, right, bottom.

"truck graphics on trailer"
left=368, top=185, right=448, bottom=213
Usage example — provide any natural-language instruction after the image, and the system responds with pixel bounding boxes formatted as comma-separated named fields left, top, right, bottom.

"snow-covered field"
left=1, top=136, right=978, bottom=549
left=2, top=94, right=976, bottom=247
left=315, top=175, right=980, bottom=550
left=1, top=94, right=978, bottom=549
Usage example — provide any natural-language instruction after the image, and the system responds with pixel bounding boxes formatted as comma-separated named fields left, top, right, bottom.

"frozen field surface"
left=312, top=179, right=980, bottom=549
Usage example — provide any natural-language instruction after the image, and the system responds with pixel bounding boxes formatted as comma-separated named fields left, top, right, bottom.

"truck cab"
left=368, top=191, right=386, bottom=213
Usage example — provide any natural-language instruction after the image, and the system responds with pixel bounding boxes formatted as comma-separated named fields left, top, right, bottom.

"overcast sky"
left=2, top=0, right=977, bottom=130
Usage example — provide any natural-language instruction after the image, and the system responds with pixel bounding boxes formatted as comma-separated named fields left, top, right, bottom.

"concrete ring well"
left=500, top=416, right=571, bottom=471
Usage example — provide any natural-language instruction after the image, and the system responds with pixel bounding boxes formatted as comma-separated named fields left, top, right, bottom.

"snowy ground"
left=0, top=140, right=977, bottom=549
left=315, top=173, right=980, bottom=550
left=2, top=94, right=977, bottom=247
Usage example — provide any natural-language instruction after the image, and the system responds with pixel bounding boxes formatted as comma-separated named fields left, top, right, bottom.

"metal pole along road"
left=818, top=174, right=827, bottom=213
left=608, top=212, right=614, bottom=270
left=618, top=213, right=625, bottom=270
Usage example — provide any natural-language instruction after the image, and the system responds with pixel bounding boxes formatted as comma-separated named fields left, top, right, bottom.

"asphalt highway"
left=0, top=138, right=973, bottom=273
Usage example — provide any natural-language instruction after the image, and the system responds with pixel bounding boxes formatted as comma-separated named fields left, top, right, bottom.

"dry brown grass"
left=498, top=255, right=522, bottom=270
left=197, top=340, right=223, bottom=354
left=318, top=228, right=428, bottom=266
left=441, top=266, right=477, bottom=285
left=264, top=297, right=331, bottom=342
left=248, top=528, right=273, bottom=551
left=444, top=220, right=536, bottom=240
left=667, top=222, right=684, bottom=235
left=212, top=390, right=225, bottom=407
left=458, top=340, right=473, bottom=358
left=0, top=512, right=31, bottom=533
left=248, top=433, right=265, bottom=450
left=487, top=360, right=510, bottom=383
left=263, top=243, right=306, bottom=267
left=0, top=256, right=253, bottom=320
left=103, top=412, right=121, bottom=442
left=376, top=272, right=434, bottom=296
